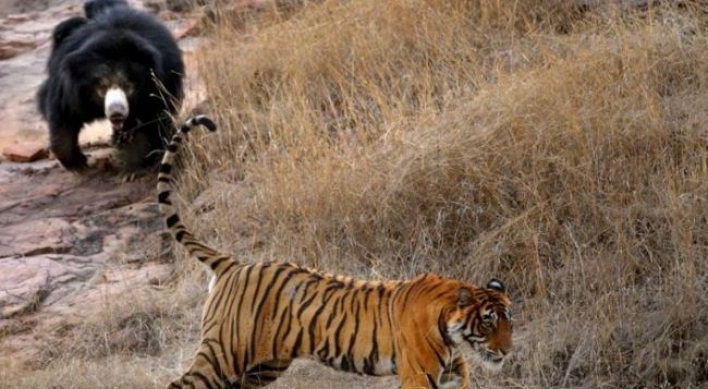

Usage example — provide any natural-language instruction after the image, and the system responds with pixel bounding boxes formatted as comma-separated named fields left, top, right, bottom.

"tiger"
left=157, top=115, right=514, bottom=389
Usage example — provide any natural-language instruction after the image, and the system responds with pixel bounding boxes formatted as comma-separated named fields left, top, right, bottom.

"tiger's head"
left=445, top=278, right=513, bottom=371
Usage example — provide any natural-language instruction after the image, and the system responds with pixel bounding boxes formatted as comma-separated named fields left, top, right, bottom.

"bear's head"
left=60, top=30, right=166, bottom=133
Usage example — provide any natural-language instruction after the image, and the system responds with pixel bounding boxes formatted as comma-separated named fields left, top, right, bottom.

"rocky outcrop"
left=0, top=157, right=173, bottom=369
left=0, top=0, right=202, bottom=371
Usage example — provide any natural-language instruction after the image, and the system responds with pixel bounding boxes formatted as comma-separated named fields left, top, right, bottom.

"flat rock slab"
left=0, top=0, right=207, bottom=374
left=0, top=154, right=164, bottom=369
left=0, top=217, right=71, bottom=257
left=0, top=254, right=96, bottom=318
left=2, top=142, right=49, bottom=162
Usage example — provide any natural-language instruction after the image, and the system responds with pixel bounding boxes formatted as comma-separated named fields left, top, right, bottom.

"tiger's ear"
left=456, top=288, right=474, bottom=307
left=487, top=278, right=505, bottom=292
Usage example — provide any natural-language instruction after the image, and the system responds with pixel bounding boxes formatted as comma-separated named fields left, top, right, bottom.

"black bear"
left=37, top=0, right=185, bottom=171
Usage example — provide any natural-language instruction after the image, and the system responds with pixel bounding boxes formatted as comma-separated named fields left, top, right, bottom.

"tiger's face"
left=446, top=279, right=513, bottom=371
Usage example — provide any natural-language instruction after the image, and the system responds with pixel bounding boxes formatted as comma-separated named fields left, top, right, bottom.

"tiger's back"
left=158, top=116, right=514, bottom=389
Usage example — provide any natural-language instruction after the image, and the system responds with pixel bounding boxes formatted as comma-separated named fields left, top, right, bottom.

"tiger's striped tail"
left=157, top=115, right=236, bottom=275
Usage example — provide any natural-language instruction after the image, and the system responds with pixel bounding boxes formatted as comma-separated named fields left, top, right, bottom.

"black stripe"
left=439, top=314, right=455, bottom=347
left=196, top=116, right=217, bottom=131
left=166, top=214, right=180, bottom=227
left=424, top=334, right=447, bottom=368
left=158, top=176, right=170, bottom=183
left=246, top=266, right=274, bottom=363
left=190, top=371, right=219, bottom=389
left=159, top=163, right=172, bottom=174
left=218, top=261, right=238, bottom=277
left=317, top=338, right=330, bottom=361
left=167, top=143, right=178, bottom=152
left=364, top=321, right=379, bottom=375
left=209, top=257, right=233, bottom=273
left=200, top=341, right=228, bottom=382
left=324, top=294, right=343, bottom=328
left=332, top=295, right=350, bottom=358
left=296, top=285, right=320, bottom=317
left=205, top=268, right=240, bottom=320
left=251, top=266, right=288, bottom=335
left=272, top=299, right=293, bottom=358
left=229, top=265, right=256, bottom=370
left=175, top=230, right=186, bottom=242
left=213, top=319, right=233, bottom=377
left=249, top=265, right=269, bottom=313
left=158, top=191, right=170, bottom=203
left=290, top=329, right=303, bottom=358
left=345, top=298, right=361, bottom=372
left=306, top=283, right=339, bottom=354
left=201, top=319, right=219, bottom=334
left=270, top=267, right=307, bottom=318
left=426, top=374, right=439, bottom=389
left=232, top=265, right=256, bottom=321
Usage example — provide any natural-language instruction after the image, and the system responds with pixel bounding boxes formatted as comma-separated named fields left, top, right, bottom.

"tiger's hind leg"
left=166, top=343, right=231, bottom=389
left=234, top=359, right=292, bottom=389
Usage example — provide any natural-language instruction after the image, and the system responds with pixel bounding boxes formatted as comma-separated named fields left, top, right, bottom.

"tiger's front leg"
left=396, top=349, right=448, bottom=389
left=438, top=355, right=470, bottom=389
left=396, top=347, right=471, bottom=389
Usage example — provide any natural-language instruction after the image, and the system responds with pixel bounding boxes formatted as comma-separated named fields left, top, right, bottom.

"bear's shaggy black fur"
left=37, top=0, right=184, bottom=171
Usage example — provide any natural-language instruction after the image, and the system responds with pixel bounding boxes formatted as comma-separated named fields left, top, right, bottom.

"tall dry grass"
left=189, top=1, right=708, bottom=387
left=4, top=1, right=706, bottom=388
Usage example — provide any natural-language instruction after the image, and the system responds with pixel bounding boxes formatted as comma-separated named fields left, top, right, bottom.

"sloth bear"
left=37, top=0, right=184, bottom=171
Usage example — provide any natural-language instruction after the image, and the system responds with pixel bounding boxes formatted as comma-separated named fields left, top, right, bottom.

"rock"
left=0, top=254, right=95, bottom=318
left=0, top=22, right=41, bottom=60
left=0, top=218, right=71, bottom=258
left=0, top=0, right=208, bottom=374
left=2, top=142, right=49, bottom=162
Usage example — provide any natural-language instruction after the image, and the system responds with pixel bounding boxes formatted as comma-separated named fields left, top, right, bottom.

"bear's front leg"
left=49, top=121, right=87, bottom=171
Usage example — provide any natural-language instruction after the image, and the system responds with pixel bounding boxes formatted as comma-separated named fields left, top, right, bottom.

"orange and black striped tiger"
left=157, top=115, right=514, bottom=389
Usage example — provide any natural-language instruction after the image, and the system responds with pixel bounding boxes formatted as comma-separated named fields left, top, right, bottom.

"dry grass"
left=5, top=0, right=707, bottom=388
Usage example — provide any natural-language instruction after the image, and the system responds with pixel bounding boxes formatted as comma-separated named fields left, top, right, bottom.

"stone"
left=0, top=33, right=39, bottom=60
left=2, top=142, right=49, bottom=162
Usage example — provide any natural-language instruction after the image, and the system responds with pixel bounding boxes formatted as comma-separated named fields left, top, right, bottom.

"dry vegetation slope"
left=4, top=1, right=708, bottom=388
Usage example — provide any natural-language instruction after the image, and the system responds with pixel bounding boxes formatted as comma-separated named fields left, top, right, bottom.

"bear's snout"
left=105, top=86, right=129, bottom=131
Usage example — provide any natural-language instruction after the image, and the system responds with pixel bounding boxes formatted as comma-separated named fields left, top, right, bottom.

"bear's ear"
left=51, top=17, right=88, bottom=49
left=487, top=278, right=505, bottom=293
left=84, top=0, right=128, bottom=18
left=123, top=33, right=165, bottom=77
